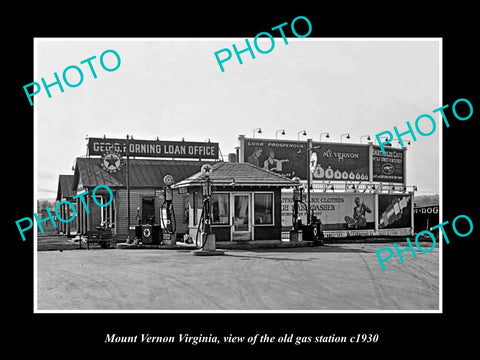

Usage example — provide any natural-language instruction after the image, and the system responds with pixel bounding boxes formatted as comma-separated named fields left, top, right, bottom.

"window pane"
left=254, top=193, right=273, bottom=225
left=212, top=193, right=230, bottom=225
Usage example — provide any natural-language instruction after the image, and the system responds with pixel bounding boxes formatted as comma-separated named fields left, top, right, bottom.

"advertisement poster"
left=242, top=139, right=371, bottom=181
left=372, top=146, right=404, bottom=183
left=282, top=192, right=375, bottom=230
left=378, top=194, right=412, bottom=229
left=242, top=138, right=308, bottom=178
left=311, top=142, right=370, bottom=182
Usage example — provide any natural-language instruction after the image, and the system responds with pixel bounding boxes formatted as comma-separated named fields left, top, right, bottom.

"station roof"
left=56, top=174, right=75, bottom=201
left=173, top=162, right=298, bottom=188
left=72, top=157, right=218, bottom=191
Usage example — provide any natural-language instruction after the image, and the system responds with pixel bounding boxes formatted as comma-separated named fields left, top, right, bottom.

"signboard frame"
left=88, top=137, right=219, bottom=160
left=239, top=136, right=407, bottom=185
left=372, top=145, right=406, bottom=184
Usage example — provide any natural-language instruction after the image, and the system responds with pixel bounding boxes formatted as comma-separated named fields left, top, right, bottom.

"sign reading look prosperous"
left=88, top=138, right=219, bottom=160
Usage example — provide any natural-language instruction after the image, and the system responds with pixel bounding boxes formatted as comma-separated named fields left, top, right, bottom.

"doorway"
left=231, top=193, right=251, bottom=240
left=142, top=197, right=155, bottom=224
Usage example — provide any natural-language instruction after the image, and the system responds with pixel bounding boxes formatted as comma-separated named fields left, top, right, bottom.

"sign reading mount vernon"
left=88, top=137, right=219, bottom=160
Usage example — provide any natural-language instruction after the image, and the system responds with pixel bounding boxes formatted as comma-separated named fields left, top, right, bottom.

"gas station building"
left=173, top=162, right=297, bottom=242
left=71, top=156, right=216, bottom=242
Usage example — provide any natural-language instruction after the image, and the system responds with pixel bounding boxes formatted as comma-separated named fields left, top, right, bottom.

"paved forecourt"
left=36, top=244, right=439, bottom=311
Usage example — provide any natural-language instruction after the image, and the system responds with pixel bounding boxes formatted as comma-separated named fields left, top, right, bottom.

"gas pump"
left=196, top=176, right=212, bottom=248
left=303, top=192, right=324, bottom=245
left=192, top=164, right=225, bottom=256
left=309, top=213, right=324, bottom=245
left=290, top=177, right=305, bottom=242
left=289, top=177, right=324, bottom=245
left=160, top=174, right=176, bottom=245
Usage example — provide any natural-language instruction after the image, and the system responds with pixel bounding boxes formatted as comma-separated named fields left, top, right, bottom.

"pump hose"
left=160, top=201, right=177, bottom=235
left=169, top=202, right=177, bottom=234
left=160, top=202, right=166, bottom=231
left=195, top=206, right=205, bottom=248
left=195, top=198, right=212, bottom=249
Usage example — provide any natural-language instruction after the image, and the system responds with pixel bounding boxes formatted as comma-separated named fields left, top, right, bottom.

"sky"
left=35, top=38, right=440, bottom=199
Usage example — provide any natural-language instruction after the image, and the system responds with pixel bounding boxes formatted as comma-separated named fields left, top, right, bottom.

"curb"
left=216, top=241, right=320, bottom=250
left=115, top=241, right=321, bottom=250
left=115, top=243, right=196, bottom=250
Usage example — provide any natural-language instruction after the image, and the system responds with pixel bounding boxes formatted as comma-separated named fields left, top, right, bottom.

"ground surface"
left=36, top=242, right=439, bottom=311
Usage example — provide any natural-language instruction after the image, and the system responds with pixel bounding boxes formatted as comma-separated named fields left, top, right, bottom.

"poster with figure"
left=378, top=194, right=412, bottom=229
left=242, top=138, right=308, bottom=178
left=242, top=138, right=372, bottom=181
left=281, top=192, right=375, bottom=230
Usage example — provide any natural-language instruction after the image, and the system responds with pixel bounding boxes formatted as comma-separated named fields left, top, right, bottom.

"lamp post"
left=319, top=132, right=329, bottom=141
left=393, top=139, right=410, bottom=147
left=275, top=129, right=286, bottom=139
left=360, top=135, right=371, bottom=143
left=304, top=141, right=323, bottom=225
left=297, top=130, right=307, bottom=140
left=375, top=136, right=391, bottom=145
left=253, top=128, right=262, bottom=138
left=307, top=138, right=312, bottom=224
left=340, top=133, right=350, bottom=142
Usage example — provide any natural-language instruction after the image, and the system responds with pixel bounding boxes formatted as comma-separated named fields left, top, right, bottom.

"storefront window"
left=212, top=193, right=230, bottom=225
left=254, top=193, right=274, bottom=225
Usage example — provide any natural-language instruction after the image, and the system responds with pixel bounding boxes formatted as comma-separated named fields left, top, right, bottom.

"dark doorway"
left=142, top=197, right=155, bottom=224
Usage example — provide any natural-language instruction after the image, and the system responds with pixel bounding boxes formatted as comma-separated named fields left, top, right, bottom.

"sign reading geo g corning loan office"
left=88, top=137, right=219, bottom=160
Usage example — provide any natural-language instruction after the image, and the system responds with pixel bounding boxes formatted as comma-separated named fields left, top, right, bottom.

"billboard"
left=241, top=137, right=407, bottom=184
left=88, top=137, right=219, bottom=160
left=378, top=194, right=412, bottom=229
left=372, top=146, right=404, bottom=183
left=281, top=192, right=375, bottom=230
left=311, top=142, right=369, bottom=181
left=242, top=138, right=308, bottom=178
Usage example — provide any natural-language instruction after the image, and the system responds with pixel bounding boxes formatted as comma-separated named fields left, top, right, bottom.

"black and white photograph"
left=33, top=38, right=441, bottom=312
left=8, top=6, right=478, bottom=355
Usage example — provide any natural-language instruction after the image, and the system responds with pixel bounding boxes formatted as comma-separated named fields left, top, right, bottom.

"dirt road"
left=36, top=244, right=439, bottom=311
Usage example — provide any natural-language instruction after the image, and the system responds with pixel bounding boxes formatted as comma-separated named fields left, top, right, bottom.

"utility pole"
left=307, top=138, right=312, bottom=224
left=126, top=134, right=131, bottom=240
